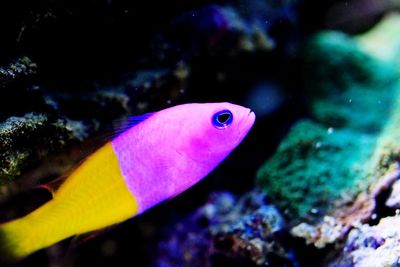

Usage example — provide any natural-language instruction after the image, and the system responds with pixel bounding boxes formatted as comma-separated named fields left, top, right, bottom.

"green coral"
left=257, top=29, right=400, bottom=220
left=257, top=120, right=376, bottom=218
left=304, top=31, right=398, bottom=132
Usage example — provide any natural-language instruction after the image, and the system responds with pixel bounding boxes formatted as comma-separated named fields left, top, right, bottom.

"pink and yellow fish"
left=0, top=102, right=255, bottom=263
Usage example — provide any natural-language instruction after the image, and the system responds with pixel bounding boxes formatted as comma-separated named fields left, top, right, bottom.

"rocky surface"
left=257, top=27, right=400, bottom=223
left=155, top=190, right=294, bottom=267
left=329, top=215, right=400, bottom=267
left=257, top=12, right=400, bottom=252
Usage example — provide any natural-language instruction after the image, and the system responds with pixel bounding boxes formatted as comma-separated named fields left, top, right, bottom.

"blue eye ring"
left=212, top=109, right=233, bottom=129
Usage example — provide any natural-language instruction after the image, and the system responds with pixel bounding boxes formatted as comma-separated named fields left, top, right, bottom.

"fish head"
left=169, top=102, right=256, bottom=170
left=112, top=102, right=255, bottom=210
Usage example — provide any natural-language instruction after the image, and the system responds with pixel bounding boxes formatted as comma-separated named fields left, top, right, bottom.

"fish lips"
left=236, top=108, right=256, bottom=143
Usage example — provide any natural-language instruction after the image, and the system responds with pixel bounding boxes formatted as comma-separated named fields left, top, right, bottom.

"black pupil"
left=217, top=113, right=231, bottom=124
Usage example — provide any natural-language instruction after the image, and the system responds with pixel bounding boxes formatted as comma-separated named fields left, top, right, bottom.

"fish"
left=0, top=102, right=255, bottom=263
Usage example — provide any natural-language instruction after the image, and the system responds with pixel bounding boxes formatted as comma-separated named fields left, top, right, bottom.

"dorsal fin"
left=37, top=112, right=155, bottom=195
left=111, top=112, right=155, bottom=138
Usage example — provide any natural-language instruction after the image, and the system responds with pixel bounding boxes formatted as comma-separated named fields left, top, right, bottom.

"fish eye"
left=212, top=110, right=233, bottom=129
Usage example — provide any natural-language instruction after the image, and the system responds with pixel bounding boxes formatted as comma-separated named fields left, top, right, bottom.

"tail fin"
left=0, top=218, right=34, bottom=265
left=0, top=200, right=68, bottom=265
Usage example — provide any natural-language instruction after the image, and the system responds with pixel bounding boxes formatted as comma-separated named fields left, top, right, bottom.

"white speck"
left=167, top=100, right=172, bottom=104
left=327, top=127, right=334, bottom=134
left=179, top=89, right=185, bottom=94
left=311, top=208, right=319, bottom=214
left=315, top=142, right=322, bottom=149
left=349, top=98, right=352, bottom=103
left=371, top=213, right=377, bottom=220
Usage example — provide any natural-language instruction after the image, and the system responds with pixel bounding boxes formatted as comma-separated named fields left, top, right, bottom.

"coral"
left=154, top=190, right=294, bottom=267
left=0, top=57, right=37, bottom=88
left=329, top=215, right=400, bottom=267
left=291, top=216, right=344, bottom=249
left=289, top=166, right=400, bottom=249
left=212, top=205, right=291, bottom=266
left=257, top=120, right=376, bottom=220
left=0, top=113, right=86, bottom=181
left=303, top=31, right=398, bottom=132
left=288, top=124, right=400, bottom=247
left=386, top=179, right=400, bottom=208
left=257, top=14, right=400, bottom=250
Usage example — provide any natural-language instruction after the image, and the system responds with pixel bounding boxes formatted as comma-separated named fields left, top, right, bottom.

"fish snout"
left=236, top=107, right=255, bottom=140
left=247, top=109, right=256, bottom=124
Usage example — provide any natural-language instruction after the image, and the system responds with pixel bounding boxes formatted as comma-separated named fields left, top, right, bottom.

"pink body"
left=112, top=102, right=255, bottom=213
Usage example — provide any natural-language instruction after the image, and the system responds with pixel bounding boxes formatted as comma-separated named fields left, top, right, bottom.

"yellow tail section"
left=0, top=142, right=138, bottom=262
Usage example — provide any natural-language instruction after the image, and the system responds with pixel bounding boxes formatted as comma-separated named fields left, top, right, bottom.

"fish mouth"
left=247, top=109, right=256, bottom=124
left=236, top=108, right=255, bottom=141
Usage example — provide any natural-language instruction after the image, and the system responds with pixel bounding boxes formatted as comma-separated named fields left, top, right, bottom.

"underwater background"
left=1, top=0, right=400, bottom=266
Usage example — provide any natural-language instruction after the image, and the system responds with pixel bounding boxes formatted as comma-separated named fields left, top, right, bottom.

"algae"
left=256, top=28, right=400, bottom=220
left=257, top=120, right=376, bottom=218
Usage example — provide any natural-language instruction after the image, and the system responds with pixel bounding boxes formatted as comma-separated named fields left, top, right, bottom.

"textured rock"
left=154, top=190, right=295, bottom=267
left=386, top=179, right=400, bottom=208
left=329, top=215, right=400, bottom=267
left=257, top=13, right=400, bottom=249
left=257, top=120, right=376, bottom=220
left=0, top=57, right=37, bottom=88
left=0, top=113, right=86, bottom=180
left=212, top=205, right=290, bottom=266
